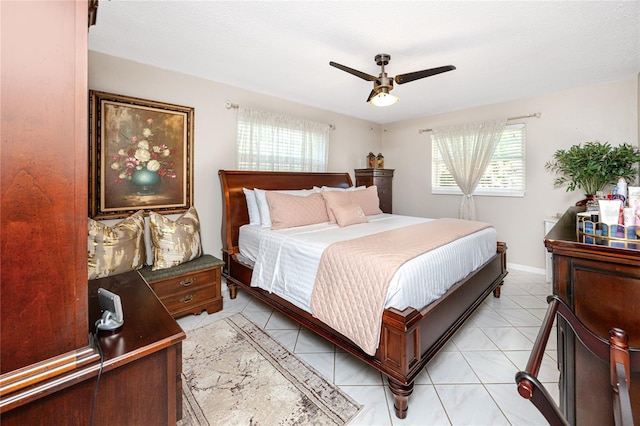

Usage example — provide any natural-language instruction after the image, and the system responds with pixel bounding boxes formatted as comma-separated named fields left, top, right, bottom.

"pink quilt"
left=310, top=218, right=492, bottom=355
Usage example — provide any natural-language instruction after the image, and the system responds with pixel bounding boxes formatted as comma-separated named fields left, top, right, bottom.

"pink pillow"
left=332, top=204, right=369, bottom=227
left=350, top=185, right=382, bottom=215
left=320, top=190, right=352, bottom=223
left=266, top=192, right=329, bottom=230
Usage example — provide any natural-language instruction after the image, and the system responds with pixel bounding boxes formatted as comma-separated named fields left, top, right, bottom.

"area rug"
left=178, top=313, right=362, bottom=425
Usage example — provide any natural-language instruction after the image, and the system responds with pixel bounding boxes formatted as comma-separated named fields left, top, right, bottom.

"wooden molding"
left=0, top=345, right=99, bottom=406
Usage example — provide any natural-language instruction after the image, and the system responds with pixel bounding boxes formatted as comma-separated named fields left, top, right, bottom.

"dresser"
left=355, top=168, right=394, bottom=213
left=544, top=207, right=640, bottom=425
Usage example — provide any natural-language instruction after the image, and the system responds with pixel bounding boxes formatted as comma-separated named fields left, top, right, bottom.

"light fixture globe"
left=369, top=91, right=399, bottom=107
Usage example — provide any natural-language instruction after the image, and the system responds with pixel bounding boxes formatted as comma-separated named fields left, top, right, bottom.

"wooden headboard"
left=218, top=170, right=353, bottom=255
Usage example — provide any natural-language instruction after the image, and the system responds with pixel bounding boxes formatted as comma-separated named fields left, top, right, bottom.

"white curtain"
left=236, top=107, right=329, bottom=172
left=431, top=118, right=507, bottom=220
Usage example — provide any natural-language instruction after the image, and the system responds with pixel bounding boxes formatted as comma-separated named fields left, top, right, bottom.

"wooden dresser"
left=544, top=207, right=640, bottom=425
left=355, top=168, right=394, bottom=213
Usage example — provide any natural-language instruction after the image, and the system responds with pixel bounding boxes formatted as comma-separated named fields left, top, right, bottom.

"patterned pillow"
left=266, top=191, right=329, bottom=230
left=88, top=210, right=146, bottom=280
left=149, top=207, right=203, bottom=270
left=332, top=204, right=369, bottom=227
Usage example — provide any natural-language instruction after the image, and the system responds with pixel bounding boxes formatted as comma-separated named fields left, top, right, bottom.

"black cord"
left=90, top=329, right=104, bottom=426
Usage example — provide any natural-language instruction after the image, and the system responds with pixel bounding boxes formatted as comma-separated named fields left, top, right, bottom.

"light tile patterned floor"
left=177, top=269, right=559, bottom=425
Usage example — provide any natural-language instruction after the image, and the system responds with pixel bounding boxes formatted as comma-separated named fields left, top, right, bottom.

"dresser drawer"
left=148, top=268, right=218, bottom=299
left=374, top=178, right=392, bottom=191
left=159, top=283, right=217, bottom=314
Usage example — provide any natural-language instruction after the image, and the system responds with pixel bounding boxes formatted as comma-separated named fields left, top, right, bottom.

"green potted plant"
left=545, top=141, right=640, bottom=200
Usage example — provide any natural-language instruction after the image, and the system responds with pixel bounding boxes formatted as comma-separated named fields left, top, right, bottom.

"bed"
left=219, top=170, right=508, bottom=418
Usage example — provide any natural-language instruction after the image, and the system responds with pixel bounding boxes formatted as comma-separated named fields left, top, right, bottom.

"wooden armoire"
left=1, top=0, right=92, bottom=377
left=1, top=2, right=184, bottom=424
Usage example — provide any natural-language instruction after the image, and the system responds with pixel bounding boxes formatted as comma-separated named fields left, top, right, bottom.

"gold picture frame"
left=89, top=91, right=194, bottom=219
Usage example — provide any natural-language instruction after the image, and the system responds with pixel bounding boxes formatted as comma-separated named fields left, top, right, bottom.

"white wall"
left=89, top=51, right=382, bottom=261
left=382, top=78, right=638, bottom=270
left=89, top=52, right=638, bottom=270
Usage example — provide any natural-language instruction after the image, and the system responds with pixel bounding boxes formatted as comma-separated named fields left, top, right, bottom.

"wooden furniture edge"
left=0, top=346, right=99, bottom=399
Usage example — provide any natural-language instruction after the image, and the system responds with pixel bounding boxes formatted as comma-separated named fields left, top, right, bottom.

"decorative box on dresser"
left=544, top=207, right=640, bottom=426
left=355, top=168, right=394, bottom=213
left=139, top=254, right=224, bottom=318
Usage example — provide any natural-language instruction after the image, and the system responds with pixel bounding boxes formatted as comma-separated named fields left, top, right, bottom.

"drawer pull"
left=180, top=278, right=195, bottom=287
left=180, top=294, right=195, bottom=304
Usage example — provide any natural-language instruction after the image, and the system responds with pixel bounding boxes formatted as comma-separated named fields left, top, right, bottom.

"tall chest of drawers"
left=355, top=168, right=394, bottom=213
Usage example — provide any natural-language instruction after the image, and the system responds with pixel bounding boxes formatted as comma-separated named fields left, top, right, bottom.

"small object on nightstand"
left=376, top=153, right=384, bottom=169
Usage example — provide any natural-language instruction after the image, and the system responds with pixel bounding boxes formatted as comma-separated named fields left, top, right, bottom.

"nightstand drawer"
left=149, top=268, right=218, bottom=299
left=158, top=283, right=217, bottom=314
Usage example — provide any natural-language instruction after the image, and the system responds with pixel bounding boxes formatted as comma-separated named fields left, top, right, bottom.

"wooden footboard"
left=218, top=170, right=508, bottom=418
left=223, top=242, right=507, bottom=417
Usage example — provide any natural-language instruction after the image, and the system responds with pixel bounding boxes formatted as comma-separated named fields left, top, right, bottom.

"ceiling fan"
left=329, top=54, right=456, bottom=107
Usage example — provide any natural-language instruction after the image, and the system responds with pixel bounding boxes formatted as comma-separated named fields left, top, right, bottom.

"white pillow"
left=243, top=188, right=261, bottom=225
left=254, top=188, right=315, bottom=227
left=314, top=185, right=366, bottom=192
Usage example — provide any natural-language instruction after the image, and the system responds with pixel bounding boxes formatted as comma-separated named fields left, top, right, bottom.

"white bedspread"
left=239, top=214, right=497, bottom=313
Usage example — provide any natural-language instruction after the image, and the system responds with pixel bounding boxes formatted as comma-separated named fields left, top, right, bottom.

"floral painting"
left=89, top=91, right=194, bottom=219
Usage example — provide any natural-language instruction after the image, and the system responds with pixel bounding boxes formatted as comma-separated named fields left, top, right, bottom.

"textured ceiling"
left=88, top=1, right=640, bottom=124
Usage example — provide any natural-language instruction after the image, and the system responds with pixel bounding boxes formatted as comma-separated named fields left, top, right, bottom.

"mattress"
left=239, top=213, right=497, bottom=313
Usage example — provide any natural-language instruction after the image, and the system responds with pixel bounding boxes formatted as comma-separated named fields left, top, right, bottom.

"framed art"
left=89, top=91, right=194, bottom=219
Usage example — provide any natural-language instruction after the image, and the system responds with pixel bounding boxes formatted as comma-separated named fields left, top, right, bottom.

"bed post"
left=492, top=242, right=507, bottom=298
left=388, top=379, right=413, bottom=419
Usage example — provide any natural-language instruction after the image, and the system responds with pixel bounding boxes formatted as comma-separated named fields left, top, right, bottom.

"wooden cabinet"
left=0, top=3, right=186, bottom=423
left=139, top=255, right=224, bottom=318
left=1, top=272, right=186, bottom=425
left=355, top=168, right=394, bottom=213
left=544, top=207, right=640, bottom=425
left=1, top=0, right=92, bottom=382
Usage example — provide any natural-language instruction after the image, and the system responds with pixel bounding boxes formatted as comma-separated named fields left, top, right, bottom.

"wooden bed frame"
left=219, top=170, right=508, bottom=418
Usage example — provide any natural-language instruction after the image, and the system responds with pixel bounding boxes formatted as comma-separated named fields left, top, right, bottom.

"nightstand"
left=139, top=254, right=224, bottom=318
left=355, top=168, right=394, bottom=213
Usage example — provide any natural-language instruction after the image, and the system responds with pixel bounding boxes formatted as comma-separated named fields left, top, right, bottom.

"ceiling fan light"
left=370, top=92, right=399, bottom=107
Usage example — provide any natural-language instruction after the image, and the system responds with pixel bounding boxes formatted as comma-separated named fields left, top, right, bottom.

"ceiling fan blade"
left=394, top=65, right=456, bottom=84
left=330, top=61, right=377, bottom=82
left=366, top=89, right=377, bottom=103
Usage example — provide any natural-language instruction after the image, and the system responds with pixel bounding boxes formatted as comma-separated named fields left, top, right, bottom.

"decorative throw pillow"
left=266, top=191, right=330, bottom=230
left=332, top=204, right=369, bottom=227
left=350, top=185, right=383, bottom=216
left=243, top=188, right=261, bottom=225
left=88, top=210, right=146, bottom=280
left=321, top=186, right=382, bottom=222
left=320, top=190, right=352, bottom=223
left=149, top=207, right=203, bottom=270
left=254, top=188, right=315, bottom=227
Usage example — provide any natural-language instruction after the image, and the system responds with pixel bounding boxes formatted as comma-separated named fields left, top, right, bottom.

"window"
left=432, top=123, right=525, bottom=197
left=236, top=107, right=329, bottom=172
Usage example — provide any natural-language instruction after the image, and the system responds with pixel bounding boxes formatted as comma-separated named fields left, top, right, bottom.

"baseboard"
left=507, top=262, right=545, bottom=275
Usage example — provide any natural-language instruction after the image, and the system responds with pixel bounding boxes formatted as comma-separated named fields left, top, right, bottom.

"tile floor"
left=177, top=269, right=560, bottom=425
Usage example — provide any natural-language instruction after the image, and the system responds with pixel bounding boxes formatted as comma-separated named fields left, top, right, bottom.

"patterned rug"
left=178, top=313, right=362, bottom=425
